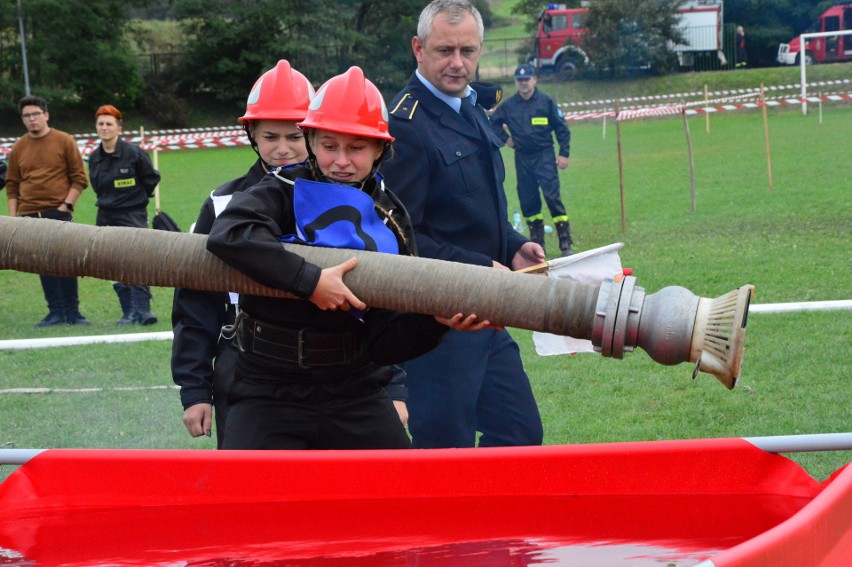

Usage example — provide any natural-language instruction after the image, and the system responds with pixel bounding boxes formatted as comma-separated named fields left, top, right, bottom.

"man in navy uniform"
left=490, top=63, right=574, bottom=256
left=380, top=0, right=545, bottom=448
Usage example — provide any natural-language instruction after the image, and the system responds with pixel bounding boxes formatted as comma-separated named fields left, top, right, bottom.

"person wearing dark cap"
left=490, top=63, right=574, bottom=256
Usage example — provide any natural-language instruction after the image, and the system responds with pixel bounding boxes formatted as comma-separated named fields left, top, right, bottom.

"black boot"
left=132, top=285, right=158, bottom=326
left=37, top=275, right=67, bottom=327
left=114, top=282, right=137, bottom=325
left=36, top=311, right=67, bottom=327
left=527, top=219, right=545, bottom=247
left=555, top=221, right=574, bottom=257
left=61, top=276, right=90, bottom=325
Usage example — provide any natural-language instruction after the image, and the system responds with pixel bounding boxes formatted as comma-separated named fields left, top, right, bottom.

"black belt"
left=22, top=209, right=70, bottom=219
left=237, top=316, right=360, bottom=369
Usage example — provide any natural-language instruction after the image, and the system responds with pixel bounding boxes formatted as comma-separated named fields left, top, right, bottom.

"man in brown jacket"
left=6, top=95, right=90, bottom=326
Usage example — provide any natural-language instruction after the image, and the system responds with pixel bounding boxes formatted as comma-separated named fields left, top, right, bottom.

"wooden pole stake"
left=760, top=83, right=774, bottom=192
left=614, top=100, right=627, bottom=233
left=682, top=103, right=696, bottom=213
left=704, top=84, right=710, bottom=135
left=818, top=90, right=823, bottom=125
left=153, top=148, right=162, bottom=211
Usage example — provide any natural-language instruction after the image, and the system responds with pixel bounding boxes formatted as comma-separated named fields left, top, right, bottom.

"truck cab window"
left=550, top=15, right=567, bottom=32
left=825, top=16, right=840, bottom=33
left=825, top=16, right=840, bottom=57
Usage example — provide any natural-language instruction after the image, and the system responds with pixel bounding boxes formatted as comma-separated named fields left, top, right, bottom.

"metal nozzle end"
left=690, top=285, right=755, bottom=389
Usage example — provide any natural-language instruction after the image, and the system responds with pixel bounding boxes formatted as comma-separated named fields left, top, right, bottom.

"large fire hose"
left=0, top=216, right=753, bottom=388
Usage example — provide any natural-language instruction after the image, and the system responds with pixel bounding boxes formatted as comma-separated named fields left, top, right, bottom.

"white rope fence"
left=559, top=78, right=852, bottom=123
left=556, top=78, right=852, bottom=110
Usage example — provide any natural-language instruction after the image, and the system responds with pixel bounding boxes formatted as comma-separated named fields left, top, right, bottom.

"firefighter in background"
left=490, top=64, right=574, bottom=256
left=736, top=26, right=748, bottom=68
left=89, top=104, right=162, bottom=325
left=205, top=66, right=488, bottom=450
left=171, top=60, right=315, bottom=447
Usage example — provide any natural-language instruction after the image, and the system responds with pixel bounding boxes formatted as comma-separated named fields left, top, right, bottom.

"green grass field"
left=1, top=101, right=850, bottom=483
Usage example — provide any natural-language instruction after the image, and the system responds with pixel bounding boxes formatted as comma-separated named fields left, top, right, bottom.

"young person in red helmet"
left=171, top=60, right=315, bottom=448
left=206, top=66, right=490, bottom=450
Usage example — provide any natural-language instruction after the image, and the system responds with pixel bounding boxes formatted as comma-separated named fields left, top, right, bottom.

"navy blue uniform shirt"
left=490, top=88, right=571, bottom=157
left=381, top=73, right=526, bottom=268
left=88, top=138, right=161, bottom=210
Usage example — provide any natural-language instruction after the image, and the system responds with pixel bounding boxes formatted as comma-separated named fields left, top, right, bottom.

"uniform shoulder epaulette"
left=390, top=92, right=419, bottom=121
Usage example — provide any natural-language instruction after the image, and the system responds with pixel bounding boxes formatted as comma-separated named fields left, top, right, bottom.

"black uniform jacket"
left=380, top=73, right=527, bottom=268
left=88, top=138, right=161, bottom=210
left=489, top=88, right=571, bottom=157
left=171, top=160, right=267, bottom=408
left=206, top=164, right=448, bottom=378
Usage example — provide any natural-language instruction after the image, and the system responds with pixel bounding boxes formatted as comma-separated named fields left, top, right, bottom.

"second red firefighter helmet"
left=297, top=66, right=394, bottom=141
left=239, top=60, right=314, bottom=124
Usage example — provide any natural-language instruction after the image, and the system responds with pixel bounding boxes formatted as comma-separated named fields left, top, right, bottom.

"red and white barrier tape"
left=0, top=125, right=244, bottom=145
left=617, top=104, right=684, bottom=121
left=1, top=133, right=252, bottom=156
left=556, top=78, right=852, bottom=110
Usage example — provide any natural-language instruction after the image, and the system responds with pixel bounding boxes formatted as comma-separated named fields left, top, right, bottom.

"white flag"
left=534, top=243, right=625, bottom=356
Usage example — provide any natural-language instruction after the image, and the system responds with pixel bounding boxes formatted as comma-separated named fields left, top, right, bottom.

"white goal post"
left=798, top=30, right=852, bottom=115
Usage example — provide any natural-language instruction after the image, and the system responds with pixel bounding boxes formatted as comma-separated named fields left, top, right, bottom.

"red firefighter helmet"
left=297, top=66, right=394, bottom=141
left=239, top=60, right=314, bottom=124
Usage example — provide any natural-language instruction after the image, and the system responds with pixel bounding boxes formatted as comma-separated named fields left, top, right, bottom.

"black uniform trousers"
left=212, top=341, right=238, bottom=448
left=222, top=360, right=410, bottom=450
left=96, top=206, right=154, bottom=315
left=96, top=207, right=148, bottom=229
left=515, top=147, right=566, bottom=220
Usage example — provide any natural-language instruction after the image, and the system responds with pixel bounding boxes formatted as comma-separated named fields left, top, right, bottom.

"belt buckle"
left=297, top=328, right=309, bottom=370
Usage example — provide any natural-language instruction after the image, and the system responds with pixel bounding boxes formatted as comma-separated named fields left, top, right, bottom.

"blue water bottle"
left=512, top=210, right=524, bottom=233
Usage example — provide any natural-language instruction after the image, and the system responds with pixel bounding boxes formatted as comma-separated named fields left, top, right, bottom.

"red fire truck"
left=777, top=2, right=852, bottom=66
left=530, top=1, right=725, bottom=80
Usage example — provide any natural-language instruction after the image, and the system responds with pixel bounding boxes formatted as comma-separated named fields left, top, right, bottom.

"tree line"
left=0, top=0, right=837, bottom=127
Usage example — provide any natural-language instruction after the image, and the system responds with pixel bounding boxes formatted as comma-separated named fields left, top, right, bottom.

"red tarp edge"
left=0, top=438, right=847, bottom=566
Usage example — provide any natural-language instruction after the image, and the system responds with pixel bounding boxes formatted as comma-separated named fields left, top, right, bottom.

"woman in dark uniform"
left=207, top=66, right=488, bottom=450
left=89, top=105, right=161, bottom=324
left=172, top=60, right=315, bottom=447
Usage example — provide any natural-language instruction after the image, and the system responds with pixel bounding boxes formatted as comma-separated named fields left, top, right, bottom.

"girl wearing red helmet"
left=239, top=60, right=314, bottom=169
left=206, top=66, right=488, bottom=450
left=172, top=60, right=314, bottom=448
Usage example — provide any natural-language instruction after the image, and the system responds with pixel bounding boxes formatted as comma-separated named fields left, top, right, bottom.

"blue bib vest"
left=279, top=177, right=399, bottom=255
